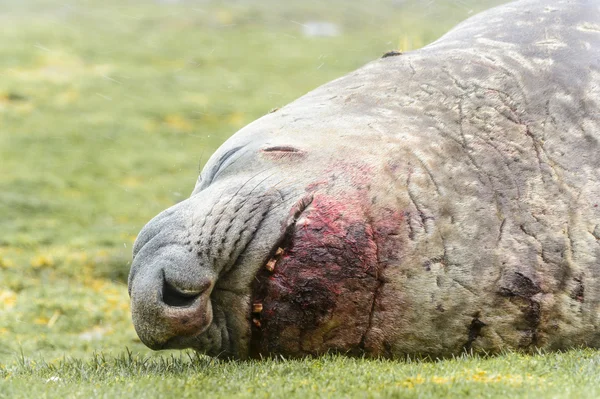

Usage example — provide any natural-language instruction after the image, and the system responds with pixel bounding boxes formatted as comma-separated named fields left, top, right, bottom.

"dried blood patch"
left=250, top=191, right=405, bottom=357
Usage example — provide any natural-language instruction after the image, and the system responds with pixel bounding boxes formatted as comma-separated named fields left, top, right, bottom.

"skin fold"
left=129, top=0, right=600, bottom=359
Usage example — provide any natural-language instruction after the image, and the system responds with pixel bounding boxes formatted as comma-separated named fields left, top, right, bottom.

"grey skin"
left=129, top=0, right=600, bottom=359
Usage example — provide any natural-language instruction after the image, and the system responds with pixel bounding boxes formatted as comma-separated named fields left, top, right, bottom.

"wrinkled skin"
left=129, top=0, right=600, bottom=359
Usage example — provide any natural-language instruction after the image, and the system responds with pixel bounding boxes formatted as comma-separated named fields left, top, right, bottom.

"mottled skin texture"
left=129, top=0, right=600, bottom=359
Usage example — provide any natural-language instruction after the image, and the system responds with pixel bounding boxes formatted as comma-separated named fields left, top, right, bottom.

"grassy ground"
left=5, top=0, right=598, bottom=398
left=3, top=350, right=600, bottom=398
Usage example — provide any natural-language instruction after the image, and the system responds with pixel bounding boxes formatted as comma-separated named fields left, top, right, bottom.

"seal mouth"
left=160, top=194, right=311, bottom=355
left=249, top=194, right=314, bottom=330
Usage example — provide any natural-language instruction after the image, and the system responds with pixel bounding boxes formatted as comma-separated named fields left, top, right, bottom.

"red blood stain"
left=250, top=189, right=405, bottom=358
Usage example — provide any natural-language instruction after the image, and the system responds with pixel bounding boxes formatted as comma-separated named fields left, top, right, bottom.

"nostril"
left=162, top=280, right=206, bottom=308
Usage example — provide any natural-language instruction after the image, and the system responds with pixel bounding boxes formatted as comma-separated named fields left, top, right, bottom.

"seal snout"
left=131, top=269, right=214, bottom=350
left=130, top=248, right=216, bottom=350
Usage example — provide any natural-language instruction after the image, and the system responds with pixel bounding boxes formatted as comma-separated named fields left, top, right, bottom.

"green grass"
left=7, top=0, right=599, bottom=398
left=3, top=350, right=600, bottom=398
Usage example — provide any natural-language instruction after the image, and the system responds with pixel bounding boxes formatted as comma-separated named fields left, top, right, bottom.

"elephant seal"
left=128, top=0, right=600, bottom=359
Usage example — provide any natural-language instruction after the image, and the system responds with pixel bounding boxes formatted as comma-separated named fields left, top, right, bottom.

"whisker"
left=197, top=148, right=207, bottom=174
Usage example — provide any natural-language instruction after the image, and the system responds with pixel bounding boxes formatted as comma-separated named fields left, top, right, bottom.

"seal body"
left=129, top=0, right=600, bottom=358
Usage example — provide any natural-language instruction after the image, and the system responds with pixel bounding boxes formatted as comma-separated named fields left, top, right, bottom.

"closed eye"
left=260, top=145, right=305, bottom=160
left=262, top=146, right=300, bottom=153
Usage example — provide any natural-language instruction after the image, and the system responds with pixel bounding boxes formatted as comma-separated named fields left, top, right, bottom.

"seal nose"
left=157, top=275, right=213, bottom=340
left=130, top=265, right=215, bottom=350
left=162, top=278, right=207, bottom=308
